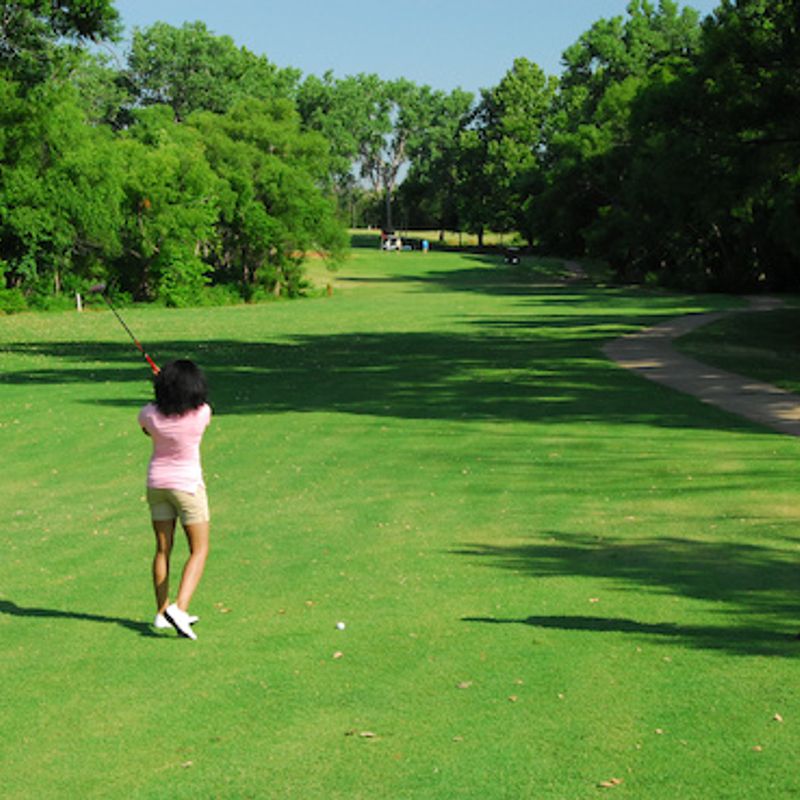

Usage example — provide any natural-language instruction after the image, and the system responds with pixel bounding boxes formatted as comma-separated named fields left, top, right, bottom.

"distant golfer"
left=138, top=360, right=211, bottom=640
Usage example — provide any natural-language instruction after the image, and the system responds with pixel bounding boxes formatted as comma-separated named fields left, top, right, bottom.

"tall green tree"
left=458, top=58, right=556, bottom=245
left=340, top=75, right=416, bottom=230
left=0, top=77, right=123, bottom=295
left=454, top=126, right=493, bottom=246
left=297, top=71, right=369, bottom=192
left=299, top=73, right=448, bottom=230
left=69, top=51, right=134, bottom=128
left=112, top=105, right=221, bottom=305
left=297, top=71, right=385, bottom=224
left=396, top=87, right=473, bottom=236
left=533, top=0, right=704, bottom=254
left=125, top=21, right=300, bottom=121
left=190, top=98, right=347, bottom=296
left=362, top=78, right=434, bottom=230
left=606, top=0, right=800, bottom=290
left=0, top=0, right=119, bottom=85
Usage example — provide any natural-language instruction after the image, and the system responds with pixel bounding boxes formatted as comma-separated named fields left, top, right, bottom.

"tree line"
left=0, top=4, right=346, bottom=309
left=1, top=0, right=798, bottom=312
left=392, top=0, right=800, bottom=292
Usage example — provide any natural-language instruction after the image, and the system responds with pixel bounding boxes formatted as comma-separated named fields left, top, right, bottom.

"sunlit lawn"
left=1, top=248, right=798, bottom=798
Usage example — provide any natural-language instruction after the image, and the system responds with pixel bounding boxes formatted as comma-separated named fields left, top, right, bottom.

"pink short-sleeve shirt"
left=138, top=403, right=211, bottom=493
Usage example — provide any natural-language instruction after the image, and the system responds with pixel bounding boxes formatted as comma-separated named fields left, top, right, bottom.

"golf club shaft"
left=99, top=293, right=160, bottom=374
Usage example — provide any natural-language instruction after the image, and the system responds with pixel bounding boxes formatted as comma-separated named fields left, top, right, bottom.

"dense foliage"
left=528, top=0, right=800, bottom=291
left=463, top=0, right=799, bottom=291
left=2, top=0, right=798, bottom=309
left=0, top=11, right=345, bottom=309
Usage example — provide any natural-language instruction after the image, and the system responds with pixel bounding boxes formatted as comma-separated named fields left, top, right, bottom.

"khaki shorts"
left=147, top=485, right=210, bottom=525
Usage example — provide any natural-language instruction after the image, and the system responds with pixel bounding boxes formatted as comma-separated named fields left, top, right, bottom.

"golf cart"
left=380, top=229, right=403, bottom=251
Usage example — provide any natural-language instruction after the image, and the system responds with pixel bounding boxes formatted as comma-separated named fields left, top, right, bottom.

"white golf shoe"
left=154, top=612, right=199, bottom=629
left=163, top=604, right=199, bottom=639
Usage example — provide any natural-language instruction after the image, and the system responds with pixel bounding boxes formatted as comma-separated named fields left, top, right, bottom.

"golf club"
left=89, top=283, right=160, bottom=374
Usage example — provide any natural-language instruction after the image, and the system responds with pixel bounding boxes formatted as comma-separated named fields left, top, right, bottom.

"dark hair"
left=153, top=360, right=208, bottom=416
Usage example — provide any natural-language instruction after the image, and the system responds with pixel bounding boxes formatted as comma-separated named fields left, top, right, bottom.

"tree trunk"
left=385, top=190, right=393, bottom=230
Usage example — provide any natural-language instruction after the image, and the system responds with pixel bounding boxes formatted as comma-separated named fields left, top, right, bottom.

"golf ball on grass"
left=336, top=621, right=346, bottom=630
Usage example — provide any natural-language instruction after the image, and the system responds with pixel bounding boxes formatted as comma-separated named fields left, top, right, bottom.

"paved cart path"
left=602, top=296, right=800, bottom=437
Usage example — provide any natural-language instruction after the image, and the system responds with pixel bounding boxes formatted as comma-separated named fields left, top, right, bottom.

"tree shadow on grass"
left=0, top=263, right=762, bottom=433
left=0, top=324, right=767, bottom=435
left=393, top=259, right=744, bottom=323
left=462, top=615, right=796, bottom=654
left=456, top=532, right=800, bottom=657
left=391, top=255, right=638, bottom=297
left=0, top=599, right=161, bottom=638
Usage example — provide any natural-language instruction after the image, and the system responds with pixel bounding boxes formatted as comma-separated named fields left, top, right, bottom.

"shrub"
left=0, top=288, right=28, bottom=314
left=197, top=283, right=244, bottom=307
left=155, top=252, right=212, bottom=308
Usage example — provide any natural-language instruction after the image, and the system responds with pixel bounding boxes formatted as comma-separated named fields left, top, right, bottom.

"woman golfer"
left=139, top=360, right=211, bottom=640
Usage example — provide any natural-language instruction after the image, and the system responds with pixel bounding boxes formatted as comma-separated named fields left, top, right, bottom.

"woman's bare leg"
left=152, top=519, right=176, bottom=613
left=175, top=521, right=210, bottom=611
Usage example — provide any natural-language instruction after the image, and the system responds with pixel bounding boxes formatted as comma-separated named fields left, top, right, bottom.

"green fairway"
left=1, top=250, right=798, bottom=799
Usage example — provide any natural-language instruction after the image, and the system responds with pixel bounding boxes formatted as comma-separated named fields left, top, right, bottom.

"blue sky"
left=112, top=0, right=722, bottom=95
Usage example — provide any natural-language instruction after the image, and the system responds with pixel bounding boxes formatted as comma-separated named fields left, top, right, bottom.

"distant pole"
left=76, top=292, right=83, bottom=312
